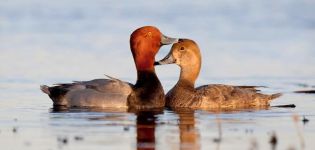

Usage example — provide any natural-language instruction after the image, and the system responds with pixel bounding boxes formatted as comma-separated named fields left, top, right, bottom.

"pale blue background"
left=0, top=0, right=314, bottom=86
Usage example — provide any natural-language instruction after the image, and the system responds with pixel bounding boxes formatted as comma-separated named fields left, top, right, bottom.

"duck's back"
left=196, top=84, right=281, bottom=109
left=166, top=84, right=281, bottom=109
left=40, top=78, right=133, bottom=108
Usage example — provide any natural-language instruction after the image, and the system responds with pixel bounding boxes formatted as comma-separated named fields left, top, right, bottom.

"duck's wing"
left=233, top=85, right=267, bottom=92
left=71, top=77, right=133, bottom=94
left=196, top=84, right=281, bottom=108
left=40, top=77, right=133, bottom=107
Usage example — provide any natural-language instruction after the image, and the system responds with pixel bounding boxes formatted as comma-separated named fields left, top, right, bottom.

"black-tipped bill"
left=154, top=52, right=176, bottom=66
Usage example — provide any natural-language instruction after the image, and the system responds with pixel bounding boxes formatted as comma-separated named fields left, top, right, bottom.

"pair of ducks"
left=41, top=26, right=281, bottom=110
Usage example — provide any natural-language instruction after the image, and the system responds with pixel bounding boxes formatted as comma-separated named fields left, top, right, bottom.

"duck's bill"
left=161, top=34, right=178, bottom=45
left=154, top=52, right=176, bottom=65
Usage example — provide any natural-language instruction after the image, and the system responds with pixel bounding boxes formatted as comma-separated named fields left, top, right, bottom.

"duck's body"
left=156, top=39, right=281, bottom=109
left=40, top=26, right=178, bottom=109
left=166, top=82, right=281, bottom=109
left=41, top=78, right=132, bottom=108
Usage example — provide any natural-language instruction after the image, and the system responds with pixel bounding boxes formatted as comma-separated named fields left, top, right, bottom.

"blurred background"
left=0, top=0, right=314, bottom=86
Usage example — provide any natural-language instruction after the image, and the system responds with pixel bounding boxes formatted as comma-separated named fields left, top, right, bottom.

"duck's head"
left=155, top=39, right=201, bottom=68
left=130, top=26, right=178, bottom=72
left=155, top=39, right=201, bottom=84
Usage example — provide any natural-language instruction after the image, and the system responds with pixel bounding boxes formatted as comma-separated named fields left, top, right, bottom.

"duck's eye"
left=146, top=32, right=152, bottom=38
left=180, top=47, right=185, bottom=51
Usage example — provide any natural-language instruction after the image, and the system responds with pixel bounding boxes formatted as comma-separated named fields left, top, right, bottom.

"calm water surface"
left=1, top=78, right=315, bottom=150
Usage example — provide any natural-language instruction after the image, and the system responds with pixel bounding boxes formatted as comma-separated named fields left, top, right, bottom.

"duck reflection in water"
left=174, top=108, right=200, bottom=150
left=136, top=108, right=201, bottom=150
left=50, top=106, right=203, bottom=150
left=50, top=105, right=162, bottom=150
left=135, top=110, right=160, bottom=150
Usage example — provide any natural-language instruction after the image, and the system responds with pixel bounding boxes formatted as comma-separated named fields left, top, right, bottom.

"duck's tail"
left=258, top=93, right=282, bottom=106
left=40, top=85, right=50, bottom=95
left=270, top=93, right=282, bottom=100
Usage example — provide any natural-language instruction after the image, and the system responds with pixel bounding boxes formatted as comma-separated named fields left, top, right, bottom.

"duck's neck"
left=177, top=61, right=201, bottom=89
left=134, top=53, right=160, bottom=88
left=131, top=70, right=164, bottom=107
left=135, top=69, right=160, bottom=88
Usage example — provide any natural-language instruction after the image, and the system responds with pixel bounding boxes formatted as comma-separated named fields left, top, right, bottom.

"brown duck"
left=155, top=39, right=281, bottom=109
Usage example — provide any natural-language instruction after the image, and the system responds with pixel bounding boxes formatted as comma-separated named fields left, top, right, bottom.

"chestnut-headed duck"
left=40, top=26, right=178, bottom=109
left=155, top=39, right=281, bottom=109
